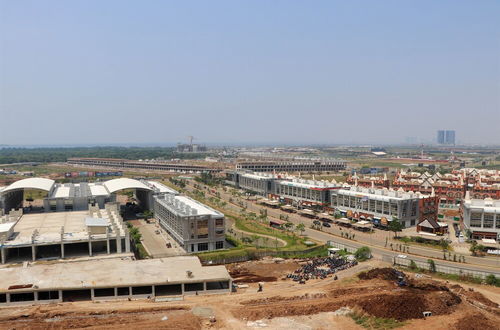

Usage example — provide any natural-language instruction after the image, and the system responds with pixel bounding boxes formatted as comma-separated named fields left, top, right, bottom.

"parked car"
left=313, top=220, right=321, bottom=226
left=322, top=222, right=331, bottom=228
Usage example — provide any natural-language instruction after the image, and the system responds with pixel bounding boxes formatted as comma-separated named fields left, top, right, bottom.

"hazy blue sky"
left=1, top=1, right=499, bottom=146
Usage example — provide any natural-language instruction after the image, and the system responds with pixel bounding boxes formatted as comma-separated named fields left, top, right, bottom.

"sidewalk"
left=187, top=181, right=500, bottom=271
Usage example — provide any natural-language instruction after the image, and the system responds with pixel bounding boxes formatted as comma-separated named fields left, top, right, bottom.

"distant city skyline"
left=1, top=1, right=499, bottom=146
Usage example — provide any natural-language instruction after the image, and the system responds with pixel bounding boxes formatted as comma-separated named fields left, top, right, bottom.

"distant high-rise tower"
left=437, top=130, right=456, bottom=145
left=437, top=130, right=445, bottom=144
left=445, top=130, right=455, bottom=145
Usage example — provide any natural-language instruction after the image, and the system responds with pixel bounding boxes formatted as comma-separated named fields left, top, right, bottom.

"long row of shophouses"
left=347, top=168, right=500, bottom=205
left=226, top=170, right=500, bottom=241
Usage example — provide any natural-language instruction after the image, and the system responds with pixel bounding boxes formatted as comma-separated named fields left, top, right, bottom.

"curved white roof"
left=2, top=178, right=55, bottom=194
left=103, top=178, right=152, bottom=194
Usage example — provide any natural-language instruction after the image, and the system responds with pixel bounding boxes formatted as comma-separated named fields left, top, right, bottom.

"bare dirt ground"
left=0, top=259, right=499, bottom=330
left=228, top=258, right=300, bottom=282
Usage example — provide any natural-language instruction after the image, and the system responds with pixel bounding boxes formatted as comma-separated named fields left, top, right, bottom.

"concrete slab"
left=0, top=256, right=231, bottom=292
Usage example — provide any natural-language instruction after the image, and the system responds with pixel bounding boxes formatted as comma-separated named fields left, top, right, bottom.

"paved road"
left=184, top=181, right=500, bottom=273
left=132, top=219, right=185, bottom=257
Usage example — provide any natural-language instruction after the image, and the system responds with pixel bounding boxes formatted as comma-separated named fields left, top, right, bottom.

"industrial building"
left=0, top=177, right=176, bottom=214
left=0, top=256, right=231, bottom=306
left=0, top=203, right=130, bottom=264
left=235, top=159, right=346, bottom=173
left=331, top=186, right=440, bottom=229
left=153, top=194, right=225, bottom=253
left=1, top=176, right=226, bottom=255
left=461, top=195, right=500, bottom=241
left=67, top=157, right=219, bottom=173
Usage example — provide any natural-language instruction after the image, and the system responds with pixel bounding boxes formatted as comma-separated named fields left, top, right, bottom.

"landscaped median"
left=196, top=244, right=329, bottom=264
left=166, top=180, right=329, bottom=263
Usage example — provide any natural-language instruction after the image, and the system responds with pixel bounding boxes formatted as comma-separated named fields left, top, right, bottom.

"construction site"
left=0, top=258, right=498, bottom=329
left=0, top=178, right=499, bottom=329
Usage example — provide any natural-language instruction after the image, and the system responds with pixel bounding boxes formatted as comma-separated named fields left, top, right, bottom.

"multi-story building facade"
left=226, top=171, right=342, bottom=207
left=462, top=169, right=500, bottom=200
left=393, top=170, right=465, bottom=205
left=153, top=194, right=225, bottom=253
left=331, top=186, right=440, bottom=229
left=393, top=168, right=500, bottom=205
left=272, top=179, right=342, bottom=207
left=437, top=130, right=446, bottom=144
left=346, top=172, right=390, bottom=189
left=445, top=130, right=456, bottom=145
left=461, top=196, right=500, bottom=241
left=235, top=160, right=346, bottom=173
left=229, top=171, right=281, bottom=196
left=437, top=130, right=455, bottom=145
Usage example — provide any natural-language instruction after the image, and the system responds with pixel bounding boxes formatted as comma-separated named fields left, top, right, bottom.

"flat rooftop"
left=49, top=182, right=109, bottom=199
left=336, top=186, right=429, bottom=202
left=155, top=194, right=222, bottom=217
left=0, top=256, right=231, bottom=292
left=145, top=181, right=178, bottom=194
left=463, top=199, right=500, bottom=212
left=5, top=211, right=89, bottom=246
left=240, top=172, right=280, bottom=180
left=2, top=209, right=125, bottom=247
left=278, top=179, right=340, bottom=189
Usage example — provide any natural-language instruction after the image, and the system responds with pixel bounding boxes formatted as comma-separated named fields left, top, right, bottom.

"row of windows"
left=469, top=212, right=500, bottom=228
left=190, top=241, right=224, bottom=252
left=278, top=186, right=322, bottom=201
left=332, top=195, right=418, bottom=217
left=239, top=177, right=266, bottom=191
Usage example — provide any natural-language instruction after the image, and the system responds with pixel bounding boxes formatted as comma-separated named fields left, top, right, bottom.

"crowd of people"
left=286, top=257, right=357, bottom=283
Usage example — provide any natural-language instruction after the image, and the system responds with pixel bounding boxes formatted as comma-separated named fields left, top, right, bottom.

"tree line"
left=0, top=147, right=209, bottom=164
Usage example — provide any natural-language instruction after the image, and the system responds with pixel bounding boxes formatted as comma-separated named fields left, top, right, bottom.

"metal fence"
left=393, top=256, right=500, bottom=279
left=327, top=240, right=358, bottom=253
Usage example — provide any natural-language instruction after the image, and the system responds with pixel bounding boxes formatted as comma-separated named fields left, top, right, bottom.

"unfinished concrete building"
left=0, top=256, right=231, bottom=306
left=0, top=203, right=130, bottom=264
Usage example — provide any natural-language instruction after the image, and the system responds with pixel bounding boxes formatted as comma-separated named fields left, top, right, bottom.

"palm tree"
left=284, top=222, right=294, bottom=232
left=296, top=223, right=306, bottom=236
left=143, top=210, right=153, bottom=221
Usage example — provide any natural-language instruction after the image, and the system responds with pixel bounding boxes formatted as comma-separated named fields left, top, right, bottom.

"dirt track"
left=0, top=259, right=499, bottom=330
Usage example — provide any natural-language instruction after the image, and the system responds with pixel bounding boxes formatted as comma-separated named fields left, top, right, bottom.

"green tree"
left=439, top=239, right=449, bottom=251
left=296, top=223, right=306, bottom=236
left=354, top=246, right=371, bottom=261
left=388, top=218, right=403, bottom=238
left=284, top=222, right=294, bottom=232
left=143, top=210, right=153, bottom=220
left=427, top=259, right=436, bottom=273
left=485, top=274, right=498, bottom=286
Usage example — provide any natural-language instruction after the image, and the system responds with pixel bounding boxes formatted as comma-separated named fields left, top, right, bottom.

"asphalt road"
left=185, top=180, right=500, bottom=274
